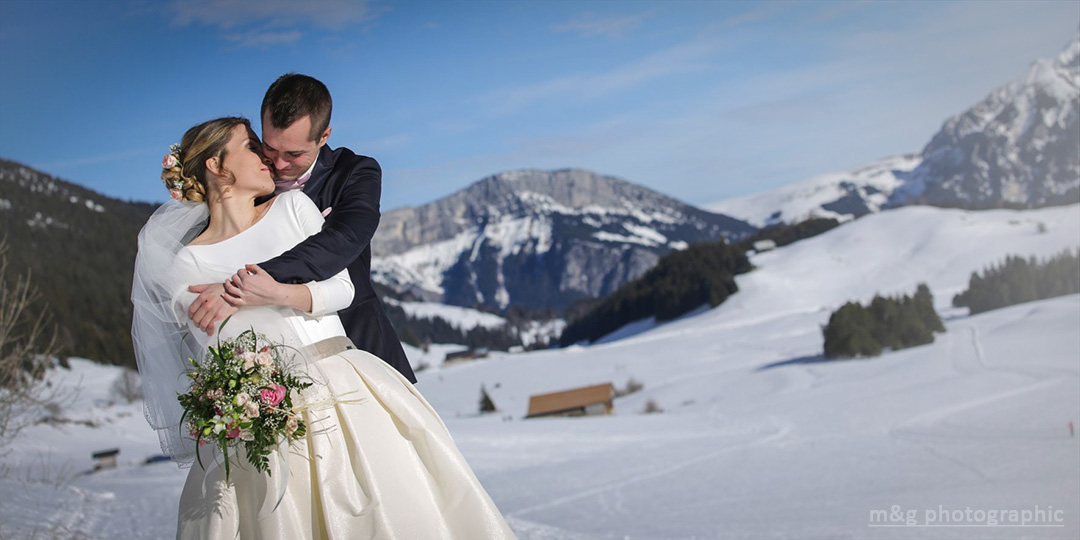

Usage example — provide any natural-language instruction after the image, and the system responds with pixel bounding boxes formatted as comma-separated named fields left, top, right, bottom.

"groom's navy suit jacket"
left=258, top=145, right=417, bottom=384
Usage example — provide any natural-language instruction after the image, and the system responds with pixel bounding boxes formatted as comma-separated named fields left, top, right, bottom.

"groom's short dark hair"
left=261, top=73, right=332, bottom=142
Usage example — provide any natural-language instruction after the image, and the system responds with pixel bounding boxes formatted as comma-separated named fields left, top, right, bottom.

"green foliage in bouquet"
left=177, top=323, right=313, bottom=480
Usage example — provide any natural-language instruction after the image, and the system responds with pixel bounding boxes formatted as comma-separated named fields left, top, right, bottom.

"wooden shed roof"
left=526, top=382, right=614, bottom=418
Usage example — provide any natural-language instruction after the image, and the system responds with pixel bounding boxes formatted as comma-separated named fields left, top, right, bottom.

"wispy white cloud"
left=223, top=28, right=302, bottom=48
left=170, top=0, right=377, bottom=30
left=713, top=3, right=787, bottom=30
left=480, top=37, right=725, bottom=114
left=551, top=11, right=654, bottom=38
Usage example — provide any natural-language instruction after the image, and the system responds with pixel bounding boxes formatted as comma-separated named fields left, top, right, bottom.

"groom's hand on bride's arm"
left=225, top=264, right=314, bottom=313
left=187, top=283, right=239, bottom=336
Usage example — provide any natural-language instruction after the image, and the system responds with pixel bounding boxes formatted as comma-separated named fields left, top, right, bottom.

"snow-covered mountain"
left=371, top=168, right=755, bottom=312
left=4, top=203, right=1077, bottom=539
left=706, top=154, right=922, bottom=227
left=708, top=33, right=1080, bottom=226
left=898, top=33, right=1080, bottom=208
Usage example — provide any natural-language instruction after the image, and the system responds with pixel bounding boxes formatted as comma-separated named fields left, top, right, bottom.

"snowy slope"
left=2, top=204, right=1077, bottom=539
left=705, top=154, right=921, bottom=227
left=386, top=299, right=508, bottom=331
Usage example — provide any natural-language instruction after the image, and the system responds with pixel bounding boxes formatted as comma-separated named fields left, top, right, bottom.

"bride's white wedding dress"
left=169, top=191, right=516, bottom=540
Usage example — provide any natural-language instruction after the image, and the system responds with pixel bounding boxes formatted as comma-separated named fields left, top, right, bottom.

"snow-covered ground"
left=387, top=299, right=509, bottom=332
left=2, top=203, right=1077, bottom=539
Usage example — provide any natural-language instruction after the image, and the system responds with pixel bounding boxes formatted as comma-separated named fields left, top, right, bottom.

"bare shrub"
left=0, top=238, right=67, bottom=453
left=643, top=399, right=663, bottom=414
left=615, top=377, right=644, bottom=398
left=111, top=368, right=143, bottom=403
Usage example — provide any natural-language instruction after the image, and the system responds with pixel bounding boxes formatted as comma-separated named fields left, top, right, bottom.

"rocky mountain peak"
left=370, top=168, right=754, bottom=312
left=892, top=33, right=1080, bottom=208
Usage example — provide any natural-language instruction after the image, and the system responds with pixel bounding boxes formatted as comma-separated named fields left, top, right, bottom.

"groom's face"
left=261, top=113, right=329, bottom=182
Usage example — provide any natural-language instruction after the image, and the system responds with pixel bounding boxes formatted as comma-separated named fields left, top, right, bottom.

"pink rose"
left=225, top=423, right=240, bottom=439
left=260, top=384, right=286, bottom=407
left=162, top=154, right=178, bottom=169
left=170, top=189, right=182, bottom=201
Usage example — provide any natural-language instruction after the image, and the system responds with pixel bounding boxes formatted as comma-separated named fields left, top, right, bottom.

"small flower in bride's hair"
left=162, top=153, right=178, bottom=169
left=170, top=189, right=182, bottom=201
left=169, top=142, right=181, bottom=154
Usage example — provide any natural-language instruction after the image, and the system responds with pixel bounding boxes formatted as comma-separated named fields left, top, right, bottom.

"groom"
left=187, top=73, right=416, bottom=385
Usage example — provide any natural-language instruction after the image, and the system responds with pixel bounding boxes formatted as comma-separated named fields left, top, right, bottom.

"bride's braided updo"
left=161, top=117, right=251, bottom=202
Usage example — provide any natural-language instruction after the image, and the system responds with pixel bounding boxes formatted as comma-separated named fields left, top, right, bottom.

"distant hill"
left=0, top=158, right=156, bottom=366
left=371, top=168, right=755, bottom=313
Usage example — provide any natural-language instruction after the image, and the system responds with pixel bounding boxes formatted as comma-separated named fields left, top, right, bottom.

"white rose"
left=255, top=352, right=272, bottom=367
left=241, top=351, right=257, bottom=370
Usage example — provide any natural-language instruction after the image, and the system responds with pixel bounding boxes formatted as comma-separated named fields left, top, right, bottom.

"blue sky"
left=1, top=0, right=1077, bottom=211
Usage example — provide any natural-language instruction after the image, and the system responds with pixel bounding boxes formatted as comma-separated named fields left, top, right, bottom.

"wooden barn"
left=444, top=347, right=489, bottom=365
left=525, top=383, right=615, bottom=419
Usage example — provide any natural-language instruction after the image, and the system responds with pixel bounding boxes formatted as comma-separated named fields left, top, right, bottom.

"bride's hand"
left=224, top=264, right=285, bottom=308
left=187, top=283, right=240, bottom=336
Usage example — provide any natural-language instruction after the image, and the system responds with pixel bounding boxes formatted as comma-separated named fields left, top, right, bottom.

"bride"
left=132, top=117, right=517, bottom=539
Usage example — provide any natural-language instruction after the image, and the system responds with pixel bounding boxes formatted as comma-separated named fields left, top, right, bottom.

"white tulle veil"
left=131, top=199, right=210, bottom=466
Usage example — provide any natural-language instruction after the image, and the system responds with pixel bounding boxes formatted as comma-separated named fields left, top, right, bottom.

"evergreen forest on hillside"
left=559, top=240, right=751, bottom=346
left=953, top=249, right=1080, bottom=315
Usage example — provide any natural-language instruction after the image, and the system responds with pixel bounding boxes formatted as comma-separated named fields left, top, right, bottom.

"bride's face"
left=222, top=124, right=274, bottom=198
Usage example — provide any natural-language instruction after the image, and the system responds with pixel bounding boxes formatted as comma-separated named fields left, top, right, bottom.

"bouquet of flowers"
left=178, top=327, right=312, bottom=480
